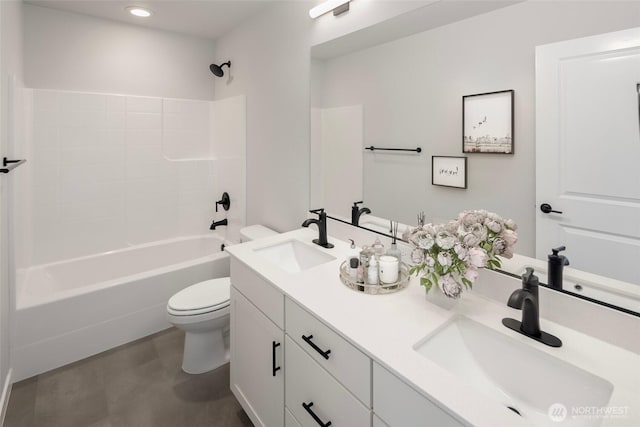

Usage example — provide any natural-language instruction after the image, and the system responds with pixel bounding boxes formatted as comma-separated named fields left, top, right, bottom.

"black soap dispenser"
left=547, top=246, right=570, bottom=290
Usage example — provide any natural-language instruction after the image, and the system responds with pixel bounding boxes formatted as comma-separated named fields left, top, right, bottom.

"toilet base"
left=182, top=327, right=229, bottom=374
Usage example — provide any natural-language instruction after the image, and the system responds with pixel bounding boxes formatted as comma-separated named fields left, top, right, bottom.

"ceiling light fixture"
left=309, top=0, right=351, bottom=19
left=126, top=6, right=152, bottom=18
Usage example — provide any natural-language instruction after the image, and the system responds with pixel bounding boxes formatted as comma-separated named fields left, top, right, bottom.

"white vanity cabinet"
left=230, top=259, right=285, bottom=427
left=373, top=415, right=391, bottom=427
left=286, top=408, right=303, bottom=427
left=284, top=298, right=372, bottom=427
left=373, top=362, right=466, bottom=427
left=285, top=298, right=371, bottom=404
left=228, top=251, right=464, bottom=427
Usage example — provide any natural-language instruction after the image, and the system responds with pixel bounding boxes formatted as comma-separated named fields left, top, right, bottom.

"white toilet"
left=167, top=277, right=231, bottom=374
left=167, top=225, right=277, bottom=374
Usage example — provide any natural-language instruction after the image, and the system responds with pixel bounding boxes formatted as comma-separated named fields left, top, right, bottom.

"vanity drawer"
left=373, top=363, right=465, bottom=427
left=286, top=336, right=371, bottom=427
left=285, top=298, right=371, bottom=406
left=231, top=258, right=284, bottom=328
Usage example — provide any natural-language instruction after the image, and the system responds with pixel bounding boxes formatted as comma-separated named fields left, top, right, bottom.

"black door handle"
left=272, top=341, right=281, bottom=377
left=302, top=402, right=332, bottom=427
left=301, top=334, right=331, bottom=360
left=540, top=203, right=563, bottom=214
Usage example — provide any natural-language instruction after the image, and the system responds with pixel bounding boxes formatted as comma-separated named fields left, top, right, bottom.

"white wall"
left=314, top=0, right=640, bottom=256
left=212, top=1, right=434, bottom=232
left=24, top=4, right=215, bottom=100
left=212, top=2, right=312, bottom=232
left=0, top=0, right=24, bottom=410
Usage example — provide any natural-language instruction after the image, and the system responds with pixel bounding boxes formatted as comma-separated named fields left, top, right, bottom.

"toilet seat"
left=167, top=277, right=230, bottom=316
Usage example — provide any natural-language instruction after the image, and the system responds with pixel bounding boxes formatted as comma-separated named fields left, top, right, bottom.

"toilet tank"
left=239, top=225, right=278, bottom=242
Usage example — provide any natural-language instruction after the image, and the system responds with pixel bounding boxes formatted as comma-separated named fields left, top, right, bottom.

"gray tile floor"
left=4, top=328, right=253, bottom=427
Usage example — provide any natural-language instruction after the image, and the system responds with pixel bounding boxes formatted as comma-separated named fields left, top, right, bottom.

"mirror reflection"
left=310, top=0, right=640, bottom=314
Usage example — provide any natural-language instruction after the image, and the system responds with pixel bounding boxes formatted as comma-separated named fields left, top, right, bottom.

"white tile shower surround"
left=22, top=89, right=246, bottom=266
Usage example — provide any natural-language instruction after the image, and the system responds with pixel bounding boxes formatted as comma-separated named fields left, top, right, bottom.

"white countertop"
left=226, top=228, right=640, bottom=427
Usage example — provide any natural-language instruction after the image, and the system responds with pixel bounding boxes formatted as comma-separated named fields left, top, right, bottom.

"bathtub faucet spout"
left=210, top=219, right=228, bottom=230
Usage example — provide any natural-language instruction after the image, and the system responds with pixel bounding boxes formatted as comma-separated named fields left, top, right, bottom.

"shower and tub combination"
left=9, top=86, right=247, bottom=381
left=12, top=235, right=230, bottom=380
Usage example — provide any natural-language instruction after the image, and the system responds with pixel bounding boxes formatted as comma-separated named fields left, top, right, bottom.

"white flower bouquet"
left=408, top=210, right=518, bottom=299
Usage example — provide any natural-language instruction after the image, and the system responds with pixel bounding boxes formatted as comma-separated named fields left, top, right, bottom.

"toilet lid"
left=168, top=277, right=231, bottom=312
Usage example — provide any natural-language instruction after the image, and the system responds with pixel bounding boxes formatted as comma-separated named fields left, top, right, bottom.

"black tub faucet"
left=302, top=209, right=334, bottom=248
left=548, top=246, right=570, bottom=290
left=210, top=218, right=228, bottom=230
left=351, top=201, right=371, bottom=226
left=210, top=192, right=230, bottom=230
left=502, top=267, right=562, bottom=347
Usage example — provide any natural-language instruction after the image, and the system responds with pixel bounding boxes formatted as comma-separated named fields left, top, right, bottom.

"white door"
left=230, top=287, right=284, bottom=427
left=536, top=27, right=640, bottom=284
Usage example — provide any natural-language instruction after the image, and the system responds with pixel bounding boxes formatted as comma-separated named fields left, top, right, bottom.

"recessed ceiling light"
left=126, top=6, right=152, bottom=18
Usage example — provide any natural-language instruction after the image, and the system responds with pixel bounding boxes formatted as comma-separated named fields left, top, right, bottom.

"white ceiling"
left=25, top=0, right=275, bottom=40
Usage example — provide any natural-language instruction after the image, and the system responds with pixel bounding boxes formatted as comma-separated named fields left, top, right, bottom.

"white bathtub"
left=12, top=235, right=230, bottom=381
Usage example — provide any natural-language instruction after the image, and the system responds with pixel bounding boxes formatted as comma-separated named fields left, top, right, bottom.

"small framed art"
left=463, top=89, right=514, bottom=154
left=432, top=156, right=467, bottom=189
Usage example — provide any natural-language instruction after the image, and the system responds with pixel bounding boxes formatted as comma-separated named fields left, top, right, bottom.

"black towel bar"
left=365, top=146, right=421, bottom=153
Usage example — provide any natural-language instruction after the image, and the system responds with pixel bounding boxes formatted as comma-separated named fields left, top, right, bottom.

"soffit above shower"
left=25, top=0, right=272, bottom=40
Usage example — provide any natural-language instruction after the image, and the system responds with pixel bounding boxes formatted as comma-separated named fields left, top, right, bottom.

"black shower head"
left=210, top=61, right=231, bottom=77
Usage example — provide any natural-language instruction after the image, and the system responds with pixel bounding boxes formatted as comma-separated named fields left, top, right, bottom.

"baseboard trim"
left=0, top=368, right=13, bottom=426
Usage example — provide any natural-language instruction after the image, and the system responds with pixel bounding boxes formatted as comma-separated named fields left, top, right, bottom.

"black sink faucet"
left=502, top=267, right=562, bottom=347
left=351, top=201, right=371, bottom=226
left=301, top=208, right=334, bottom=248
left=547, top=246, right=570, bottom=290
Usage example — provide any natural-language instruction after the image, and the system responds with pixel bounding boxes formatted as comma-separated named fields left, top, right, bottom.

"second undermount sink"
left=414, top=316, right=614, bottom=427
left=254, top=239, right=335, bottom=273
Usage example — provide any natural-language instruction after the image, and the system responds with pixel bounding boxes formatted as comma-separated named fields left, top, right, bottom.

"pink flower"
left=424, top=255, right=436, bottom=268
left=502, top=246, right=514, bottom=259
left=437, top=252, right=452, bottom=267
left=411, top=230, right=435, bottom=250
left=440, top=274, right=463, bottom=298
left=501, top=229, right=518, bottom=246
left=468, top=247, right=488, bottom=268
left=454, top=243, right=468, bottom=261
left=464, top=267, right=479, bottom=283
left=462, top=233, right=480, bottom=247
left=435, top=231, right=456, bottom=250
left=410, top=248, right=425, bottom=265
left=485, top=219, right=502, bottom=233
left=492, top=238, right=507, bottom=255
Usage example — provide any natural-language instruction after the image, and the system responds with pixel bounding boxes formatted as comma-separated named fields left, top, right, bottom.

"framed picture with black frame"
left=462, top=89, right=514, bottom=154
left=432, top=156, right=467, bottom=189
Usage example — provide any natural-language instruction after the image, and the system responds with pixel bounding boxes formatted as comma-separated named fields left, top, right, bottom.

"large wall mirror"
left=310, top=0, right=640, bottom=315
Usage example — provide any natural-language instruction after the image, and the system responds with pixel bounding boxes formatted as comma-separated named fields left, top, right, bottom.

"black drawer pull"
left=302, top=401, right=332, bottom=427
left=301, top=334, right=331, bottom=360
left=272, top=341, right=281, bottom=377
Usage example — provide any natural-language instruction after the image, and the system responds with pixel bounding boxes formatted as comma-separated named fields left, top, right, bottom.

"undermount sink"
left=254, top=239, right=335, bottom=273
left=414, top=316, right=614, bottom=427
